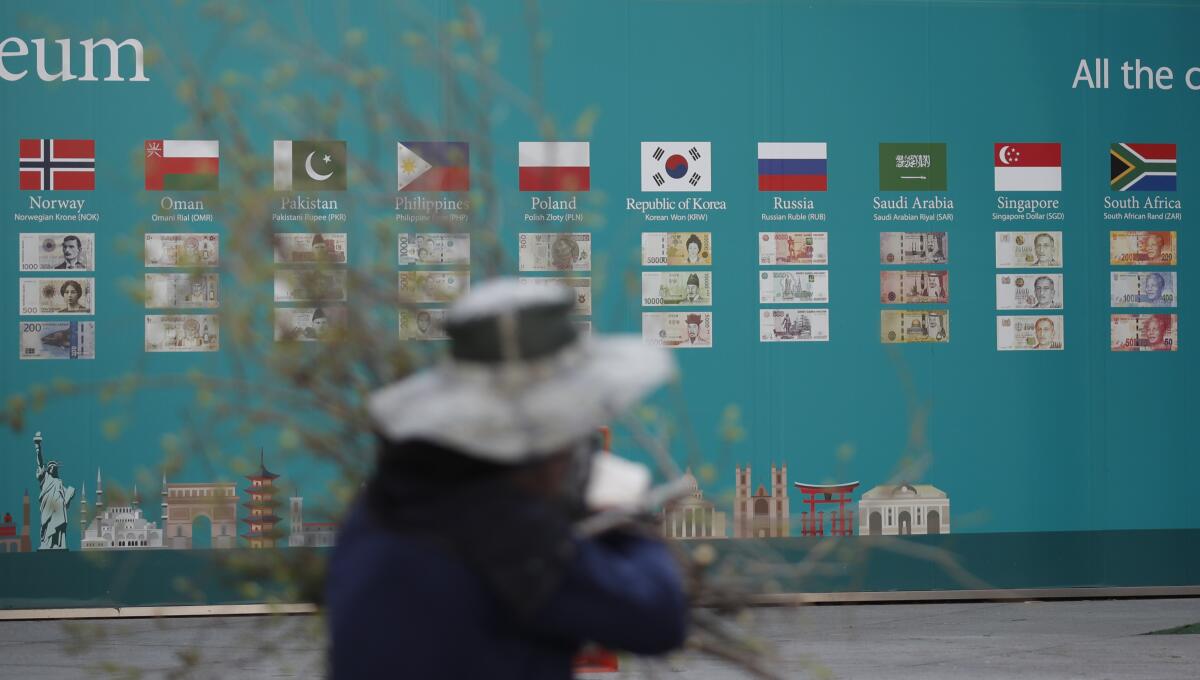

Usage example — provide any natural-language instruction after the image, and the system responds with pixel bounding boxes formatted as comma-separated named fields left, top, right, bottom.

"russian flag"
left=758, top=143, right=827, bottom=192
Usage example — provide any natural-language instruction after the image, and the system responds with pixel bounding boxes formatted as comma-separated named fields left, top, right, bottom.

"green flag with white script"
left=273, top=140, right=347, bottom=191
left=879, top=142, right=947, bottom=191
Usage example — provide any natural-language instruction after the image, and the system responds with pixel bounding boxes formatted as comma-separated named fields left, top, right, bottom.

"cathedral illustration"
left=732, top=463, right=790, bottom=538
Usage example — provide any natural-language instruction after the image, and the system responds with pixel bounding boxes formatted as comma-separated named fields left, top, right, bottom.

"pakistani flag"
left=879, top=142, right=947, bottom=191
left=274, top=140, right=347, bottom=191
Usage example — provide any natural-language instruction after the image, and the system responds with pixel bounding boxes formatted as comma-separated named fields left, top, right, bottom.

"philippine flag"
left=397, top=142, right=469, bottom=191
left=757, top=143, right=827, bottom=192
left=518, top=142, right=590, bottom=192
left=994, top=143, right=1061, bottom=191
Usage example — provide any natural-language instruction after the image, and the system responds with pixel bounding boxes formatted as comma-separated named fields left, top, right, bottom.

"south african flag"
left=1110, top=143, right=1176, bottom=191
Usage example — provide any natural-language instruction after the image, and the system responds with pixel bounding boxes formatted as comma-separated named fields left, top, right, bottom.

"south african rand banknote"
left=19, top=233, right=95, bottom=271
left=995, top=231, right=1062, bottom=268
left=518, top=233, right=591, bottom=271
left=879, top=232, right=947, bottom=264
left=275, top=269, right=348, bottom=302
left=759, top=309, right=829, bottom=342
left=880, top=310, right=950, bottom=343
left=144, top=273, right=219, bottom=308
left=274, top=306, right=347, bottom=341
left=1110, top=231, right=1177, bottom=265
left=144, top=314, right=219, bottom=352
left=273, top=233, right=347, bottom=264
left=399, top=233, right=471, bottom=266
left=517, top=277, right=592, bottom=315
left=641, top=232, right=711, bottom=266
left=758, top=232, right=828, bottom=265
left=399, top=309, right=449, bottom=341
left=996, top=315, right=1064, bottom=351
left=1111, top=314, right=1178, bottom=351
left=19, top=321, right=95, bottom=360
left=995, top=273, right=1063, bottom=310
left=1111, top=272, right=1177, bottom=307
left=398, top=271, right=470, bottom=303
left=759, top=270, right=829, bottom=304
left=19, top=278, right=94, bottom=315
left=879, top=270, right=948, bottom=304
left=144, top=233, right=219, bottom=267
left=641, top=271, right=712, bottom=306
left=642, top=311, right=712, bottom=348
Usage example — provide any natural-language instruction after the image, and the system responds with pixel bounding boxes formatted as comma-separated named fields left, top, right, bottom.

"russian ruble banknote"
left=995, top=231, right=1062, bottom=268
left=759, top=308, right=829, bottom=342
left=879, top=232, right=948, bottom=264
left=274, top=306, right=347, bottom=341
left=642, top=311, right=712, bottom=348
left=144, top=273, right=219, bottom=309
left=641, top=271, right=712, bottom=306
left=517, top=277, right=592, bottom=315
left=995, top=273, right=1063, bottom=310
left=145, top=314, right=219, bottom=352
left=996, top=315, right=1064, bottom=351
left=1111, top=314, right=1178, bottom=351
left=399, top=233, right=470, bottom=266
left=879, top=270, right=948, bottom=304
left=275, top=269, right=348, bottom=302
left=880, top=310, right=950, bottom=343
left=19, top=277, right=94, bottom=315
left=19, top=321, right=95, bottom=360
left=518, top=233, right=591, bottom=271
left=273, top=233, right=347, bottom=264
left=758, top=270, right=829, bottom=304
left=399, top=309, right=449, bottom=341
left=19, top=233, right=95, bottom=271
left=144, top=233, right=219, bottom=267
left=758, top=232, right=828, bottom=265
left=398, top=271, right=469, bottom=303
left=1110, top=271, right=1177, bottom=307
left=641, top=232, right=711, bottom=266
left=1110, top=231, right=1177, bottom=266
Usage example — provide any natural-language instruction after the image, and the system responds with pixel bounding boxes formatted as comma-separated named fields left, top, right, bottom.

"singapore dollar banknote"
left=996, top=315, right=1064, bottom=350
left=995, top=273, right=1063, bottom=310
left=144, top=314, right=219, bottom=352
left=19, top=321, right=95, bottom=360
left=759, top=308, right=829, bottom=342
left=758, top=232, right=828, bottom=265
left=273, top=233, right=347, bottom=263
left=144, top=273, right=219, bottom=308
left=19, top=277, right=94, bottom=315
left=517, top=277, right=592, bottom=314
left=879, top=232, right=947, bottom=264
left=641, top=271, right=712, bottom=306
left=19, top=233, right=95, bottom=271
left=274, top=306, right=347, bottom=341
left=274, top=269, right=348, bottom=302
left=518, top=233, right=591, bottom=271
left=399, top=309, right=449, bottom=341
left=880, top=310, right=949, bottom=343
left=759, top=270, right=829, bottom=304
left=641, top=232, right=711, bottom=266
left=642, top=311, right=712, bottom=348
left=879, top=270, right=948, bottom=304
left=995, top=231, right=1062, bottom=268
left=1111, top=314, right=1178, bottom=351
left=399, top=233, right=471, bottom=266
left=144, top=233, right=219, bottom=267
left=1110, top=271, right=1177, bottom=307
left=1110, top=231, right=1176, bottom=266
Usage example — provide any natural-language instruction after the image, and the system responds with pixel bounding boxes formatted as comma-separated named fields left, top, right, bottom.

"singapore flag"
left=994, top=143, right=1061, bottom=191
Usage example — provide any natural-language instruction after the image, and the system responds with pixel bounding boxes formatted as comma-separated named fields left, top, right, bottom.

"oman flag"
left=144, top=140, right=219, bottom=191
left=518, top=142, right=590, bottom=192
left=994, top=143, right=1061, bottom=191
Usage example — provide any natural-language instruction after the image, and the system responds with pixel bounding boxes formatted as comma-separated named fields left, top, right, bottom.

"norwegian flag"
left=19, top=139, right=96, bottom=191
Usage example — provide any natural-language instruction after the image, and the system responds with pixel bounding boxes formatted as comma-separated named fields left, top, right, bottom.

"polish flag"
left=519, top=142, right=590, bottom=192
left=994, top=143, right=1061, bottom=192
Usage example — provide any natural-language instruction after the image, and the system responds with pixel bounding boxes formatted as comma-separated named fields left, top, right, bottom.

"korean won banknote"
left=399, top=233, right=471, bottom=266
left=275, top=269, right=348, bottom=302
left=995, top=273, right=1063, bottom=310
left=19, top=278, right=94, bottom=315
left=144, top=233, right=219, bottom=267
left=758, top=232, right=828, bottom=265
left=641, top=232, right=711, bottom=266
left=19, top=321, right=95, bottom=360
left=880, top=310, right=950, bottom=343
left=642, top=312, right=712, bottom=348
left=879, top=232, right=947, bottom=264
left=1111, top=314, right=1178, bottom=351
left=641, top=271, right=712, bottom=306
left=759, top=270, right=829, bottom=304
left=274, top=306, right=347, bottom=341
left=399, top=309, right=449, bottom=341
left=398, top=271, right=469, bottom=303
left=144, top=273, right=219, bottom=308
left=995, top=231, right=1062, bottom=268
left=20, top=233, right=95, bottom=271
left=1110, top=231, right=1176, bottom=266
left=145, top=314, right=219, bottom=352
left=996, top=315, right=1064, bottom=350
left=1110, top=272, right=1177, bottom=307
left=517, top=277, right=592, bottom=315
left=518, top=233, right=591, bottom=271
left=879, top=270, right=948, bottom=304
left=273, top=233, right=347, bottom=264
left=759, top=309, right=829, bottom=342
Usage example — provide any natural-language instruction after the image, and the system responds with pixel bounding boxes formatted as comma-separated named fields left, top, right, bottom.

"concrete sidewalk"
left=0, top=598, right=1196, bottom=679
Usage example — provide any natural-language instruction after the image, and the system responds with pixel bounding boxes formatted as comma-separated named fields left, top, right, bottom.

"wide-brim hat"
left=368, top=278, right=675, bottom=463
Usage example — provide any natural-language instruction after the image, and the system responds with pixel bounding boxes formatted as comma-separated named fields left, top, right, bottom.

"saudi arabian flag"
left=879, top=142, right=947, bottom=191
left=273, top=140, right=347, bottom=191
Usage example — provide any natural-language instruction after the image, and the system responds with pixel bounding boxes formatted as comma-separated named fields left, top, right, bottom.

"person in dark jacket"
left=327, top=278, right=688, bottom=679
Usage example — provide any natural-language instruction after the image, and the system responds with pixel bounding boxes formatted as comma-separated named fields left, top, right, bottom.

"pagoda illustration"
left=241, top=450, right=282, bottom=549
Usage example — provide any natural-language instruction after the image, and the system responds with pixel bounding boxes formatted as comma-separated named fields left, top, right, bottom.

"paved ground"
left=0, top=598, right=1197, bottom=679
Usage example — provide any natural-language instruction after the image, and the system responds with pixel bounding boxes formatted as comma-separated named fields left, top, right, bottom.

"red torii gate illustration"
left=795, top=481, right=860, bottom=537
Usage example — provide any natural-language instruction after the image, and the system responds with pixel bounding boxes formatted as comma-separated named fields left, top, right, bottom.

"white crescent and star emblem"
left=305, top=151, right=334, bottom=181
left=998, top=145, right=1020, bottom=165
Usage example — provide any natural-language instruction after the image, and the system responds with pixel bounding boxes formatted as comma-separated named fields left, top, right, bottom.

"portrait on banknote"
left=21, top=234, right=96, bottom=272
left=1111, top=313, right=1177, bottom=352
left=1110, top=231, right=1176, bottom=266
left=400, top=233, right=471, bottom=266
left=879, top=231, right=947, bottom=264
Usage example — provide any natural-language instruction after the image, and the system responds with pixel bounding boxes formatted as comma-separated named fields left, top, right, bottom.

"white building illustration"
left=661, top=469, right=726, bottom=540
left=288, top=495, right=337, bottom=548
left=81, top=469, right=164, bottom=550
left=858, top=482, right=950, bottom=536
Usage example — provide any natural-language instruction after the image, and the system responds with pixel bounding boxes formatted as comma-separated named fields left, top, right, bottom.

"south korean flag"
left=641, top=142, right=711, bottom=192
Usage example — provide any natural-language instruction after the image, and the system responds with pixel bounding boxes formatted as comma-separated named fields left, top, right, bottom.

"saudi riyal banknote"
left=274, top=306, right=347, bottom=341
left=398, top=271, right=469, bottom=303
left=19, top=321, right=95, bottom=360
left=1111, top=314, right=1178, bottom=352
left=144, top=233, right=219, bottom=267
left=399, top=233, right=470, bottom=266
left=275, top=269, right=348, bottom=302
left=879, top=270, right=948, bottom=304
left=399, top=309, right=449, bottom=341
left=759, top=270, right=829, bottom=304
left=19, top=233, right=95, bottom=271
left=642, top=311, right=712, bottom=348
left=995, top=231, right=1062, bottom=268
left=880, top=310, right=949, bottom=343
left=1111, top=272, right=1177, bottom=307
left=273, top=233, right=347, bottom=264
left=145, top=314, right=219, bottom=352
left=518, top=233, right=591, bottom=271
left=641, top=271, right=712, bottom=306
left=1110, top=231, right=1176, bottom=266
left=758, top=232, right=828, bottom=265
left=641, top=232, right=711, bottom=266
left=996, top=315, right=1064, bottom=351
left=995, top=273, right=1063, bottom=310
left=879, top=232, right=947, bottom=264
left=759, top=308, right=829, bottom=342
left=144, top=273, right=219, bottom=309
left=19, top=278, right=94, bottom=315
left=517, top=277, right=592, bottom=315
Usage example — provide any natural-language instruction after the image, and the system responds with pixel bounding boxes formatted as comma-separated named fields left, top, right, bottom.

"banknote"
left=1111, top=272, right=1177, bottom=307
left=995, top=231, right=1062, bottom=268
left=996, top=315, right=1064, bottom=351
left=641, top=232, right=712, bottom=266
left=144, top=314, right=219, bottom=352
left=758, top=270, right=829, bottom=304
left=399, top=309, right=449, bottom=341
left=758, top=232, right=828, bottom=265
left=144, top=233, right=219, bottom=267
left=274, top=269, right=348, bottom=302
left=995, top=273, right=1063, bottom=310
left=759, top=308, right=829, bottom=342
left=19, top=278, right=94, bottom=315
left=517, top=277, right=592, bottom=315
left=572, top=319, right=592, bottom=335
left=19, top=321, right=95, bottom=360
left=880, top=310, right=950, bottom=343
left=1111, top=314, right=1178, bottom=352
left=399, top=233, right=470, bottom=266
left=398, top=271, right=469, bottom=303
left=144, top=273, right=219, bottom=309
left=19, top=233, right=95, bottom=271
left=273, top=233, right=347, bottom=264
left=274, top=306, right=347, bottom=341
left=1110, top=231, right=1176, bottom=266
left=880, top=270, right=949, bottom=304
left=518, top=233, right=591, bottom=271
left=879, top=232, right=948, bottom=264
left=642, top=312, right=712, bottom=348
left=641, top=271, right=712, bottom=306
